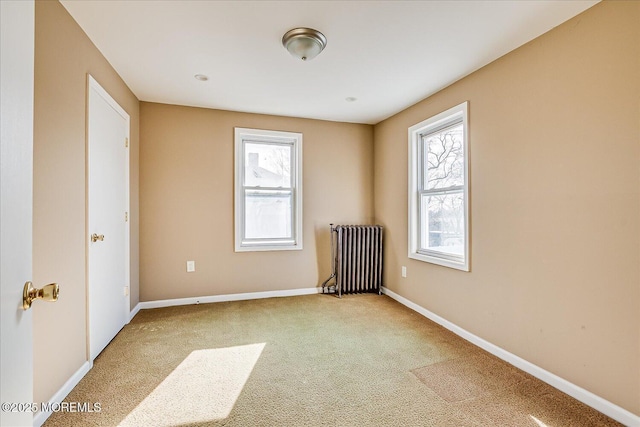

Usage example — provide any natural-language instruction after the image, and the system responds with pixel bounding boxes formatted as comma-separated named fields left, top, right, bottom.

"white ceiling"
left=60, top=0, right=598, bottom=125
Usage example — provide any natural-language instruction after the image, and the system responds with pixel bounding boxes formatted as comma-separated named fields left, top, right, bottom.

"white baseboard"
left=137, top=287, right=322, bottom=310
left=33, top=361, right=93, bottom=427
left=129, top=302, right=141, bottom=322
left=381, top=286, right=639, bottom=427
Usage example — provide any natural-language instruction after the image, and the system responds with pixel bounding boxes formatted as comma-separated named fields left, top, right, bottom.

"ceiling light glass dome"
left=282, top=28, right=327, bottom=61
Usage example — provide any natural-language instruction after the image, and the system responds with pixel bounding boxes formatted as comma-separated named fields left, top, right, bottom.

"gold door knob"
left=23, top=282, right=59, bottom=310
left=91, top=233, right=105, bottom=242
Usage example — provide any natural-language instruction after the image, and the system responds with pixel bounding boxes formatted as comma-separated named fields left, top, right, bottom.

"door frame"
left=85, top=74, right=131, bottom=361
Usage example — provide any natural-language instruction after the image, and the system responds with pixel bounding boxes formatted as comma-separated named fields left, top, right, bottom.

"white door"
left=87, top=76, right=130, bottom=360
left=0, top=1, right=35, bottom=426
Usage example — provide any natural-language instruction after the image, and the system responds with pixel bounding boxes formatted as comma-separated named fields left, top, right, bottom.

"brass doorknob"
left=91, top=233, right=105, bottom=242
left=23, top=282, right=59, bottom=310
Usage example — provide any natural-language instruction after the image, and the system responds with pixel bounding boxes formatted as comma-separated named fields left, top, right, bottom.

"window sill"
left=409, top=251, right=469, bottom=272
left=235, top=242, right=303, bottom=252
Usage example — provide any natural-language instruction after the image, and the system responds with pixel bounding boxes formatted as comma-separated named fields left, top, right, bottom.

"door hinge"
left=125, top=137, right=129, bottom=148
left=124, top=286, right=129, bottom=296
left=125, top=212, right=128, bottom=222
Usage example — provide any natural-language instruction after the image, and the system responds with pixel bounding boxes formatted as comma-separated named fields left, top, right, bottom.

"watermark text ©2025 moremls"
left=1, top=401, right=101, bottom=413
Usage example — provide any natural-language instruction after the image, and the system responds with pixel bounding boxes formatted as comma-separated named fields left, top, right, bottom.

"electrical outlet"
left=186, top=260, right=195, bottom=272
left=401, top=266, right=407, bottom=278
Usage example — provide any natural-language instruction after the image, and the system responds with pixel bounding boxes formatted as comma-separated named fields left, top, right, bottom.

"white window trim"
left=408, top=101, right=470, bottom=271
left=234, top=127, right=303, bottom=252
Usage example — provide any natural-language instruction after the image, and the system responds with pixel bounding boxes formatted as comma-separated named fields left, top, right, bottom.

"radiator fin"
left=328, top=225, right=383, bottom=297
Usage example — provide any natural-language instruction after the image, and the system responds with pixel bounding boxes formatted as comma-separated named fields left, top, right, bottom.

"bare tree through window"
left=421, top=124, right=465, bottom=256
left=409, top=101, right=468, bottom=270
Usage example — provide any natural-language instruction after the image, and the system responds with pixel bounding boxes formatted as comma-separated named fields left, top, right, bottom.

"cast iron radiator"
left=321, top=224, right=383, bottom=297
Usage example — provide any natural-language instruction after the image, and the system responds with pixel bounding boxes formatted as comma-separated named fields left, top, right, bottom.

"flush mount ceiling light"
left=282, top=28, right=327, bottom=61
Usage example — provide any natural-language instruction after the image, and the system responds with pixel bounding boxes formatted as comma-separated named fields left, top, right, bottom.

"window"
left=408, top=102, right=469, bottom=271
left=234, top=128, right=302, bottom=251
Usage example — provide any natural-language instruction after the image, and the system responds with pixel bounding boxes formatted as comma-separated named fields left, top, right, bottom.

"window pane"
left=422, top=123, right=464, bottom=190
left=245, top=190, right=292, bottom=240
left=245, top=142, right=291, bottom=188
left=420, top=192, right=464, bottom=256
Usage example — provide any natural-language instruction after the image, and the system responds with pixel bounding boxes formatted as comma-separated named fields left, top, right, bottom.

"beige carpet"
left=44, top=294, right=622, bottom=426
left=411, top=352, right=530, bottom=403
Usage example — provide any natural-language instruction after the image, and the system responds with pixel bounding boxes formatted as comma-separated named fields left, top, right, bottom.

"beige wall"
left=139, top=103, right=373, bottom=301
left=33, top=0, right=140, bottom=405
left=374, top=0, right=639, bottom=415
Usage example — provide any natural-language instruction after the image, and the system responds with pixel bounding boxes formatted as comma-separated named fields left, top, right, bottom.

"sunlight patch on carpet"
left=530, top=415, right=552, bottom=427
left=118, top=343, right=265, bottom=426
